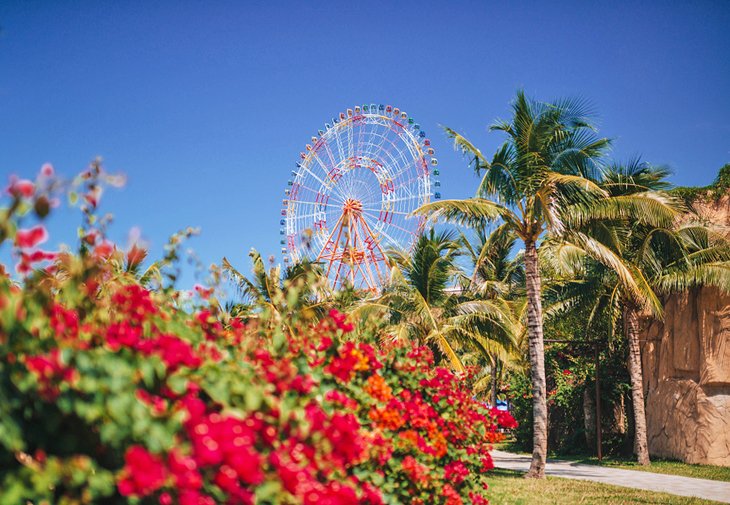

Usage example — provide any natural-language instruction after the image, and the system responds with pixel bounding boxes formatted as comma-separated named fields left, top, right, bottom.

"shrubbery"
left=507, top=310, right=632, bottom=457
left=0, top=163, right=513, bottom=504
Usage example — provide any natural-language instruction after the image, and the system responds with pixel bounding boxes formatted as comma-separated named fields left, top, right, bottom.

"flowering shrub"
left=0, top=163, right=513, bottom=504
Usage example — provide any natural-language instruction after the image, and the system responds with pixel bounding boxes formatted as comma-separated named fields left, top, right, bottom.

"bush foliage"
left=0, top=163, right=514, bottom=504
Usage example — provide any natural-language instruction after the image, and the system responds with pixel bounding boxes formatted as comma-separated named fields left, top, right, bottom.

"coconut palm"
left=460, top=225, right=526, bottom=404
left=378, top=229, right=518, bottom=373
left=223, top=250, right=332, bottom=331
left=555, top=160, right=730, bottom=464
left=412, top=91, right=674, bottom=477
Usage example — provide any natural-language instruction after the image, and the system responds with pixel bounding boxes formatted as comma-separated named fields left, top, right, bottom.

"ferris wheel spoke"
left=360, top=207, right=413, bottom=217
left=320, top=138, right=339, bottom=170
left=346, top=122, right=354, bottom=161
left=290, top=212, right=328, bottom=222
left=287, top=199, right=326, bottom=207
left=299, top=165, right=349, bottom=204
left=293, top=181, right=345, bottom=206
left=333, top=125, right=347, bottom=164
left=361, top=211, right=418, bottom=239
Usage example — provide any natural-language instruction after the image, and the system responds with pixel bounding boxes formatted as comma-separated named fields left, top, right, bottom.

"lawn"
left=494, top=443, right=730, bottom=482
left=485, top=468, right=725, bottom=505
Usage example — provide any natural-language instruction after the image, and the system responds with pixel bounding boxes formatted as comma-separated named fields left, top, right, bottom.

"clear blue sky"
left=1, top=1, right=729, bottom=285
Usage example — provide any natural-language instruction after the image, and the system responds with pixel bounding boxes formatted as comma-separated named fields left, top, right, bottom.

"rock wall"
left=639, top=195, right=730, bottom=466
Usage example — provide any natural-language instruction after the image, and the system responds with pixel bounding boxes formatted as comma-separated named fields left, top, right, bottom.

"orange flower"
left=369, top=406, right=405, bottom=430
left=351, top=348, right=370, bottom=372
left=364, top=374, right=392, bottom=402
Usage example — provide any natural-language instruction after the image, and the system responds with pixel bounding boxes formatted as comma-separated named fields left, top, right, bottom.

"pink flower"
left=194, top=284, right=214, bottom=300
left=15, top=225, right=48, bottom=249
left=7, top=178, right=34, bottom=198
left=41, top=163, right=54, bottom=177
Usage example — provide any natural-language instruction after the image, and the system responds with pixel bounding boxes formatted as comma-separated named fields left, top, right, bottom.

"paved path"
left=491, top=450, right=730, bottom=503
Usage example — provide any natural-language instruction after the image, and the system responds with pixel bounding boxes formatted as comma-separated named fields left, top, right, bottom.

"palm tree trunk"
left=491, top=358, right=498, bottom=407
left=625, top=305, right=651, bottom=465
left=524, top=239, right=548, bottom=478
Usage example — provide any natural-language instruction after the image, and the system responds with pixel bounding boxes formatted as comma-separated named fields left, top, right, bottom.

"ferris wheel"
left=280, top=103, right=440, bottom=292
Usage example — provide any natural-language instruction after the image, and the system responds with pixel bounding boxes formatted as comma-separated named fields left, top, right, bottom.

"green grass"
left=493, top=443, right=730, bottom=482
left=485, top=468, right=725, bottom=505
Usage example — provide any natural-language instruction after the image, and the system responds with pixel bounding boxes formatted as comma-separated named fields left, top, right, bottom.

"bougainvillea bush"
left=0, top=163, right=514, bottom=504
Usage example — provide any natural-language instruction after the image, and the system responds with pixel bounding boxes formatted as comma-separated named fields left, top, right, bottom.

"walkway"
left=491, top=450, right=730, bottom=503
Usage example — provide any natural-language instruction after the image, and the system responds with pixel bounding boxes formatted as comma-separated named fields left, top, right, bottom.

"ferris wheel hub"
left=342, top=198, right=363, bottom=217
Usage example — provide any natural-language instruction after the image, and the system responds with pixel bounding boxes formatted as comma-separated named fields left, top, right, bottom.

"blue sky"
left=1, top=1, right=729, bottom=285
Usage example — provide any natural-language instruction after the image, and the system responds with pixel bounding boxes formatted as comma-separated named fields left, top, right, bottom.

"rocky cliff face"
left=639, top=195, right=730, bottom=466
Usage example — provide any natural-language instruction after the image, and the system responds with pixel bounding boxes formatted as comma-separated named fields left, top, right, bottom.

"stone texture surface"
left=639, top=195, right=730, bottom=467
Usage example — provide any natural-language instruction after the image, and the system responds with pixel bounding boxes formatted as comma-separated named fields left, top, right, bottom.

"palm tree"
left=460, top=225, right=526, bottom=405
left=223, top=250, right=332, bottom=332
left=413, top=91, right=666, bottom=477
left=556, top=160, right=730, bottom=464
left=378, top=229, right=517, bottom=373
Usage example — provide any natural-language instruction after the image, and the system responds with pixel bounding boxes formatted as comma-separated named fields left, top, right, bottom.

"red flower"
left=136, top=389, right=168, bottom=415
left=226, top=445, right=264, bottom=486
left=492, top=409, right=518, bottom=430
left=325, top=342, right=382, bottom=382
left=93, top=241, right=115, bottom=259
left=178, top=490, right=216, bottom=505
left=480, top=453, right=495, bottom=471
left=325, top=412, right=367, bottom=467
left=24, top=349, right=76, bottom=400
left=117, top=446, right=167, bottom=497
left=49, top=303, right=79, bottom=341
left=105, top=321, right=142, bottom=350
left=444, top=460, right=469, bottom=485
left=402, top=455, right=429, bottom=484
left=126, top=244, right=147, bottom=269
left=469, top=493, right=489, bottom=505
left=443, top=484, right=463, bottom=505
left=328, top=308, right=354, bottom=332
left=152, top=334, right=202, bottom=371
left=361, top=482, right=384, bottom=505
left=15, top=225, right=48, bottom=249
left=168, top=449, right=203, bottom=490
left=324, top=389, right=358, bottom=410
left=112, top=285, right=157, bottom=323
